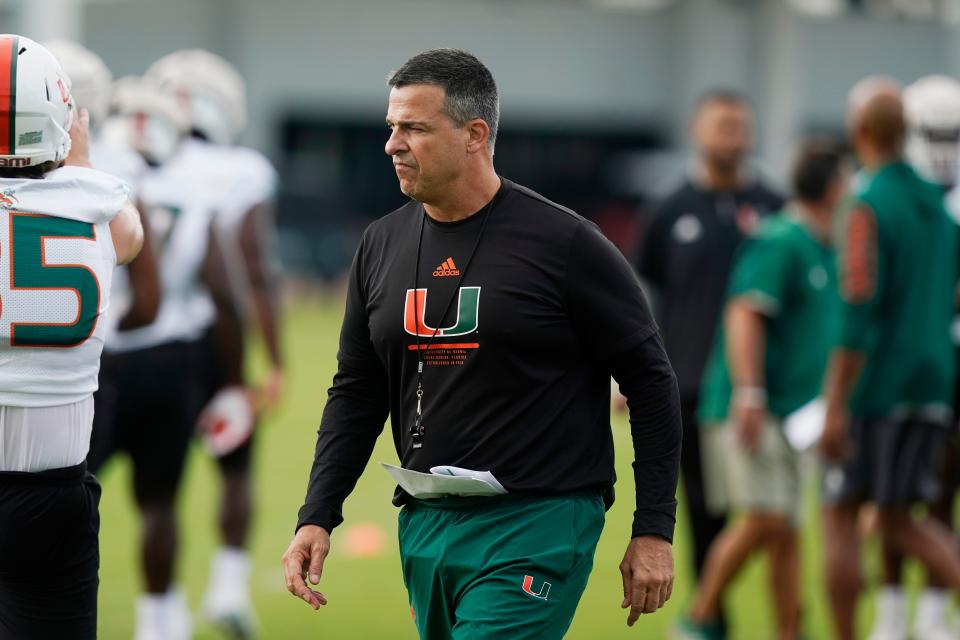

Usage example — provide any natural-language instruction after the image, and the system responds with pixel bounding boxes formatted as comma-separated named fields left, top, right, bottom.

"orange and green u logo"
left=0, top=35, right=18, bottom=156
left=404, top=287, right=480, bottom=337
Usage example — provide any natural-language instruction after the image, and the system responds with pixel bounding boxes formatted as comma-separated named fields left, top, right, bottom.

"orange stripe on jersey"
left=0, top=36, right=15, bottom=155
left=842, top=205, right=877, bottom=304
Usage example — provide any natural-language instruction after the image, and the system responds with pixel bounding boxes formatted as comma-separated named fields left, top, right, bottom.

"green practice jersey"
left=700, top=212, right=839, bottom=423
left=837, top=161, right=958, bottom=419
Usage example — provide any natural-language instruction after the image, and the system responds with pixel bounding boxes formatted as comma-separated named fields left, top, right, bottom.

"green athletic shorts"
left=398, top=492, right=605, bottom=640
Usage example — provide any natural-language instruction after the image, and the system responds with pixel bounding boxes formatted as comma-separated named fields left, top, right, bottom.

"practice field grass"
left=96, top=297, right=934, bottom=639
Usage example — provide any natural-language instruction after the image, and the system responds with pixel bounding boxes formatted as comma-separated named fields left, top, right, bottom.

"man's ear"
left=465, top=118, right=490, bottom=154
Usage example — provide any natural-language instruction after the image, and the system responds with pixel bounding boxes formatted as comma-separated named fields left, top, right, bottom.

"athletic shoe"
left=134, top=590, right=192, bottom=640
left=672, top=616, right=725, bottom=640
left=867, top=587, right=908, bottom=640
left=914, top=589, right=954, bottom=640
left=203, top=547, right=258, bottom=639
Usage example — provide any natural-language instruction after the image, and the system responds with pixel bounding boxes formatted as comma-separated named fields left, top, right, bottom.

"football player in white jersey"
left=0, top=34, right=143, bottom=639
left=146, top=49, right=284, bottom=638
left=865, top=75, right=960, bottom=640
left=84, top=75, right=244, bottom=640
left=45, top=41, right=161, bottom=337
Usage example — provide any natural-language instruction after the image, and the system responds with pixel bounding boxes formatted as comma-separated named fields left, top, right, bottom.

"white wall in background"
left=75, top=0, right=960, bottom=171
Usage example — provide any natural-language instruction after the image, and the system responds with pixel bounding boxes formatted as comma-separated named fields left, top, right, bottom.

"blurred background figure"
left=145, top=49, right=282, bottom=640
left=45, top=40, right=148, bottom=187
left=820, top=77, right=960, bottom=640
left=677, top=138, right=846, bottom=640
left=44, top=43, right=161, bottom=351
left=636, top=90, right=783, bottom=631
left=86, top=75, right=236, bottom=640
left=867, top=73, right=960, bottom=640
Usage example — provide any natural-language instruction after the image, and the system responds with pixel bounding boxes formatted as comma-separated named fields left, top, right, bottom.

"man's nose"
left=385, top=128, right=406, bottom=156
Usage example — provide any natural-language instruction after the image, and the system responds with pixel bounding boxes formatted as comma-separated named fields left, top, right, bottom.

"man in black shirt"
left=282, top=49, right=682, bottom=639
left=638, top=91, right=783, bottom=586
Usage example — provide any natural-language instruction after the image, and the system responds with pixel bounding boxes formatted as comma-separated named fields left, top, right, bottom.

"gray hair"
left=388, top=48, right=500, bottom=151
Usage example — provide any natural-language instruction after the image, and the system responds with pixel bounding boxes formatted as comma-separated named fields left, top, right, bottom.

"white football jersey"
left=91, top=137, right=148, bottom=190
left=0, top=166, right=128, bottom=407
left=177, top=140, right=278, bottom=323
left=90, top=137, right=148, bottom=341
left=176, top=138, right=277, bottom=234
left=106, top=145, right=220, bottom=352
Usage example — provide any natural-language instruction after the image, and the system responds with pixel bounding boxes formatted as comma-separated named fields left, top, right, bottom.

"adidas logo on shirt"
left=433, top=257, right=460, bottom=277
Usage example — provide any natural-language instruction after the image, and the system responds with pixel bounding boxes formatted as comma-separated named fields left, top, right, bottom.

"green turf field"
left=96, top=298, right=932, bottom=639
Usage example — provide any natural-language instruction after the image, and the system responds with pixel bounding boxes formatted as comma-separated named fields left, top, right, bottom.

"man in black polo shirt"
left=281, top=49, right=682, bottom=639
left=638, top=91, right=783, bottom=587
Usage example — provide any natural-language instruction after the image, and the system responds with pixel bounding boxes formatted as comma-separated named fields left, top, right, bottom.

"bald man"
left=819, top=77, right=960, bottom=640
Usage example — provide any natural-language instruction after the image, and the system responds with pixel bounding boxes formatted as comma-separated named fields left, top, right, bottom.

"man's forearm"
left=725, top=300, right=767, bottom=392
left=823, top=348, right=867, bottom=411
left=240, top=204, right=284, bottom=368
left=610, top=334, right=682, bottom=542
left=297, top=362, right=389, bottom=532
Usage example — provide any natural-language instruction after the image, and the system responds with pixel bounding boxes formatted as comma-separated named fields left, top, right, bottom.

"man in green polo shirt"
left=819, top=77, right=960, bottom=640
left=675, top=140, right=845, bottom=640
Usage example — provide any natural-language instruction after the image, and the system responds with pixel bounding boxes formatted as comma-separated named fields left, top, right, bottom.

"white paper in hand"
left=784, top=398, right=826, bottom=452
left=380, top=463, right=507, bottom=499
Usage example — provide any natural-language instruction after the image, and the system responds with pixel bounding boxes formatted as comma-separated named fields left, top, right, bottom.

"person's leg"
left=217, top=448, right=254, bottom=549
left=689, top=513, right=783, bottom=622
left=204, top=437, right=258, bottom=637
left=680, top=393, right=727, bottom=577
left=447, top=494, right=605, bottom=640
left=766, top=524, right=800, bottom=640
left=873, top=419, right=960, bottom=589
left=690, top=417, right=801, bottom=633
left=126, top=343, right=200, bottom=640
left=914, top=433, right=958, bottom=639
left=822, top=501, right=863, bottom=640
left=876, top=507, right=960, bottom=589
left=0, top=466, right=100, bottom=640
left=398, top=504, right=461, bottom=640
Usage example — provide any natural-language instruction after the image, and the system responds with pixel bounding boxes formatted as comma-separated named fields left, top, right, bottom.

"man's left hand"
left=619, top=535, right=674, bottom=626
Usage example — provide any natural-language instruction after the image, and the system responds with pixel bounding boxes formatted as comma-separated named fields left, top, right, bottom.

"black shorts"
left=199, top=328, right=256, bottom=475
left=88, top=339, right=207, bottom=505
left=822, top=417, right=947, bottom=507
left=0, top=463, right=100, bottom=639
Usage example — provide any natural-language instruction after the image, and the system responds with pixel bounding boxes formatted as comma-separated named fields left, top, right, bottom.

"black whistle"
left=411, top=416, right=424, bottom=449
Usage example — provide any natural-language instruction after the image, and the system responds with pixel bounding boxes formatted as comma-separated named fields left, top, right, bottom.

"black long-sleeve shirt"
left=639, top=178, right=783, bottom=396
left=297, top=178, right=682, bottom=541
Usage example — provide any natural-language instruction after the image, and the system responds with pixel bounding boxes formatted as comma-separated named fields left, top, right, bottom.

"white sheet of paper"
left=380, top=463, right=507, bottom=499
left=428, top=465, right=507, bottom=493
left=784, top=398, right=826, bottom=451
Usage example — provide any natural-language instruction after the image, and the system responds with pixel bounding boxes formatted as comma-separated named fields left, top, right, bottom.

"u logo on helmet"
left=56, top=78, right=69, bottom=103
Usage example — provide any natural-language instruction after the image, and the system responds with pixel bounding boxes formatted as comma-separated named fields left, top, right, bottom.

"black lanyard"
left=410, top=197, right=495, bottom=449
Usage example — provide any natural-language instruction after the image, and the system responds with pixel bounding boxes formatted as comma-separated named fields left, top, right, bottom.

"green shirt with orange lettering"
left=837, top=161, right=958, bottom=419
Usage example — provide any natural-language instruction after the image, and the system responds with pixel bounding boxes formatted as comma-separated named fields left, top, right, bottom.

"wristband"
left=733, top=386, right=767, bottom=409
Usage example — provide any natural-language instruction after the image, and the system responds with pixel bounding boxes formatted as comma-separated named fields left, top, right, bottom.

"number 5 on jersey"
left=7, top=213, right=100, bottom=347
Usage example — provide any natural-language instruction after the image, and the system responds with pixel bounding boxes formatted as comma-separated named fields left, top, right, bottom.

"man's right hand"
left=282, top=525, right=331, bottom=610
left=733, top=404, right=766, bottom=453
left=819, top=403, right=853, bottom=463
left=64, top=107, right=92, bottom=169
